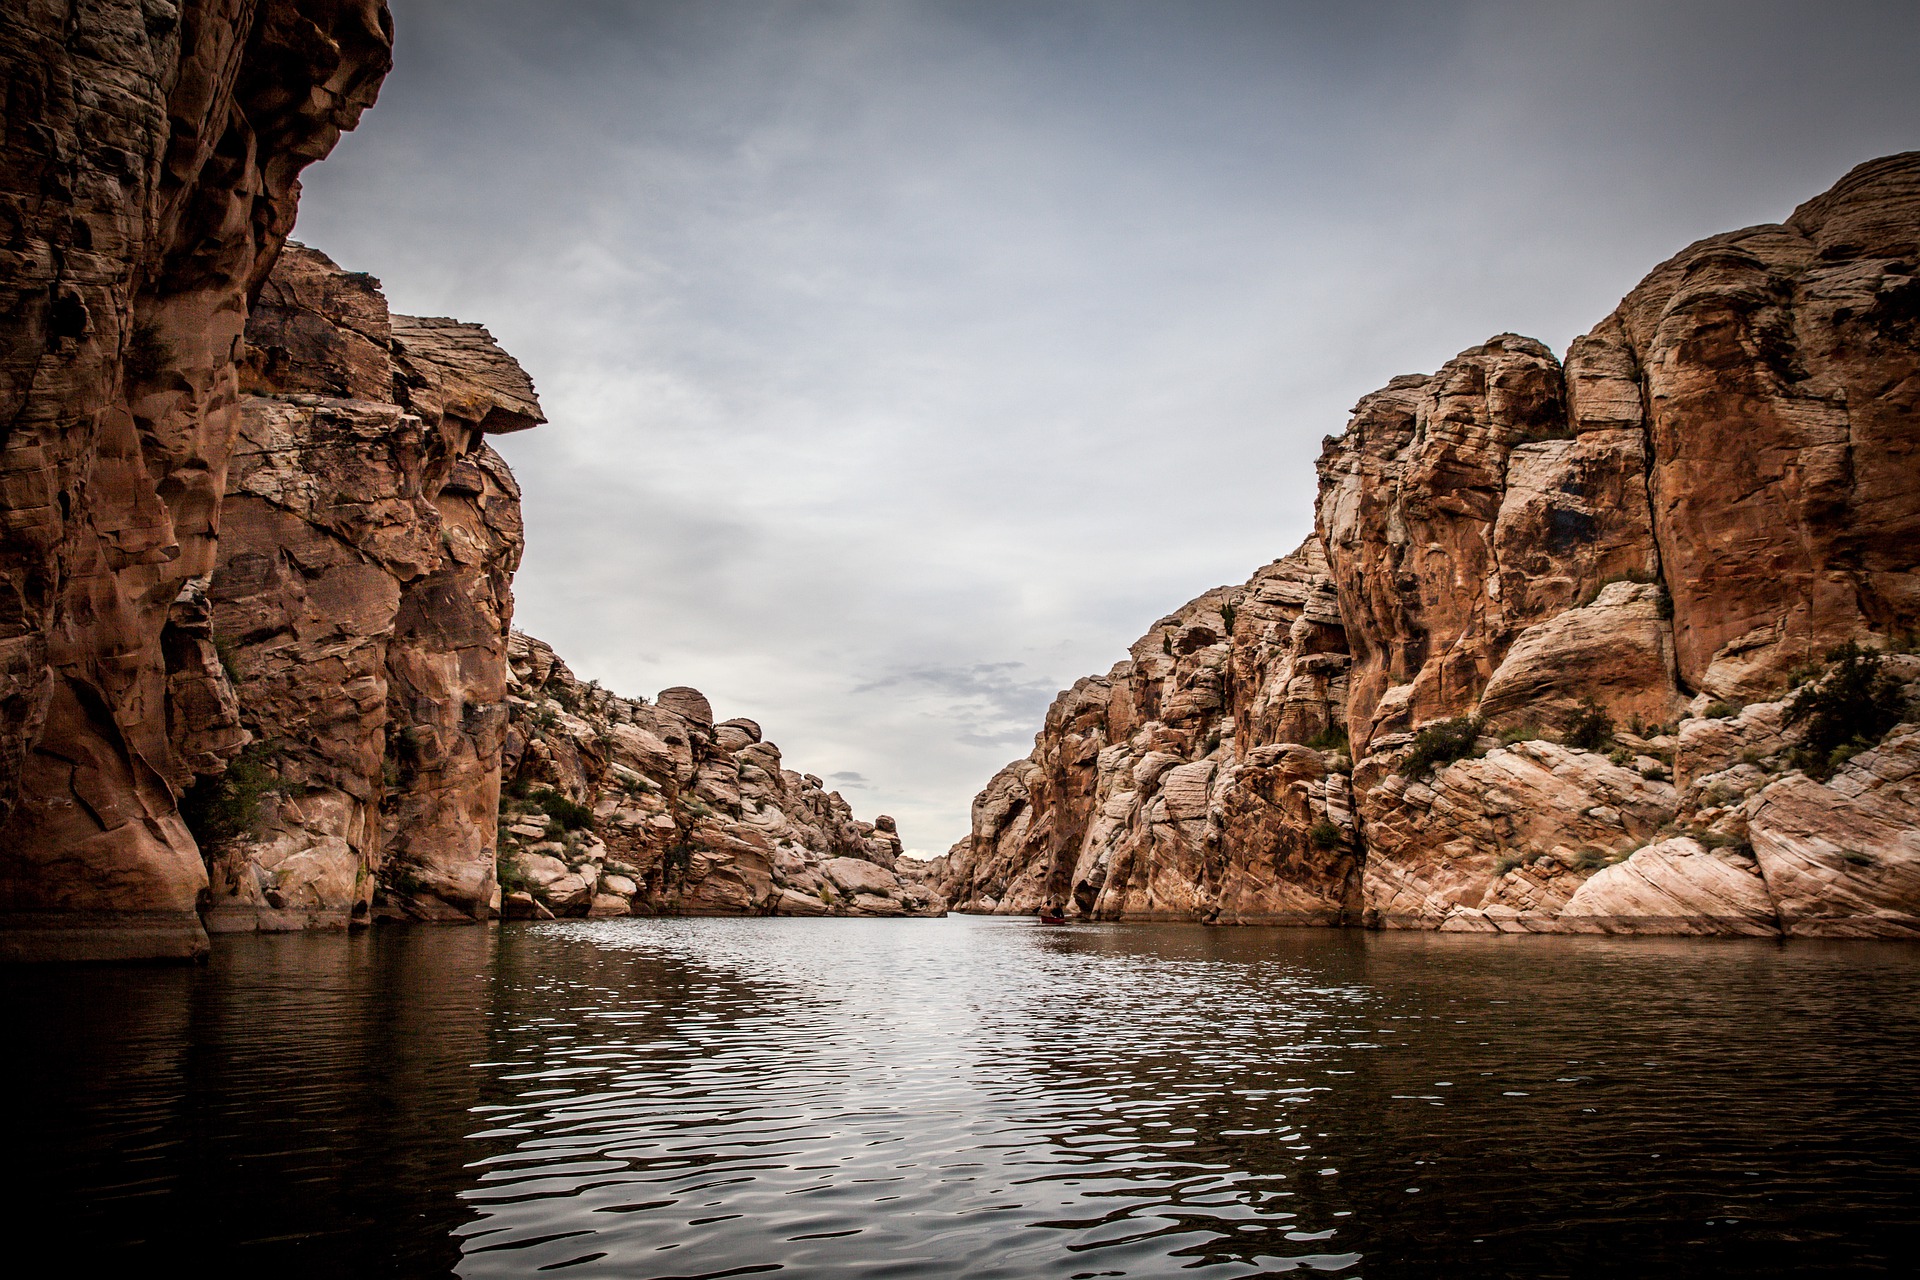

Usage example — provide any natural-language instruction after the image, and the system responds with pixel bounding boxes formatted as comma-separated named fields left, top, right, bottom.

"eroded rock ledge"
left=938, top=153, right=1920, bottom=939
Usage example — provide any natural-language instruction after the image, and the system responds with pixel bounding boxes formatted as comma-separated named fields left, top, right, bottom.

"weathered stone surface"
left=1749, top=726, right=1920, bottom=938
left=949, top=155, right=1920, bottom=938
left=940, top=539, right=1357, bottom=923
left=1559, top=838, right=1780, bottom=936
left=501, top=633, right=941, bottom=918
left=0, top=2, right=392, bottom=959
left=199, top=244, right=539, bottom=931
left=1356, top=740, right=1676, bottom=931
left=1477, top=582, right=1678, bottom=734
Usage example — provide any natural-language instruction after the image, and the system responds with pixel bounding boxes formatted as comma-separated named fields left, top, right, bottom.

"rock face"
left=943, top=539, right=1356, bottom=925
left=0, top=3, right=392, bottom=960
left=197, top=242, right=540, bottom=931
left=943, top=153, right=1920, bottom=939
left=500, top=633, right=942, bottom=919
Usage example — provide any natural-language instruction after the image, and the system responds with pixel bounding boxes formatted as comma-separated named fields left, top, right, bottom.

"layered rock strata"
left=0, top=2, right=392, bottom=960
left=498, top=633, right=943, bottom=919
left=198, top=242, right=540, bottom=930
left=943, top=153, right=1920, bottom=939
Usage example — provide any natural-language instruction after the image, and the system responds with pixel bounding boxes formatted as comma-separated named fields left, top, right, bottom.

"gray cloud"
left=297, top=0, right=1920, bottom=856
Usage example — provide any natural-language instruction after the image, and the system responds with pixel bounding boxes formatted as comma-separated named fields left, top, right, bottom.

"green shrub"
left=1494, top=853, right=1522, bottom=875
left=1308, top=820, right=1342, bottom=850
left=1497, top=722, right=1538, bottom=745
left=1607, top=746, right=1633, bottom=766
left=1786, top=643, right=1907, bottom=780
left=530, top=787, right=594, bottom=831
left=496, top=852, right=531, bottom=894
left=1401, top=717, right=1483, bottom=779
left=1304, top=724, right=1349, bottom=753
left=1565, top=698, right=1614, bottom=752
left=1220, top=602, right=1238, bottom=632
left=1702, top=701, right=1744, bottom=720
left=179, top=743, right=277, bottom=847
left=1161, top=633, right=1172, bottom=656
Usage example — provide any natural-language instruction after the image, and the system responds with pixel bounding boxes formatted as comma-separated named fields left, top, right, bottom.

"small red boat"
left=1037, top=911, right=1066, bottom=925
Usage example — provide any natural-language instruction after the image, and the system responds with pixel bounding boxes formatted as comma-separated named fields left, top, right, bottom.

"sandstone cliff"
left=498, top=633, right=942, bottom=919
left=943, top=153, right=1920, bottom=939
left=0, top=2, right=392, bottom=960
left=194, top=242, right=539, bottom=931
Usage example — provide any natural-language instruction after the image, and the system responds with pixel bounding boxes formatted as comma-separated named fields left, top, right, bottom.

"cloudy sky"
left=296, top=0, right=1920, bottom=856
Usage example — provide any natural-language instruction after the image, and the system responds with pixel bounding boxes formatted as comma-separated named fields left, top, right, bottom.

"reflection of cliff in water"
left=5, top=929, right=506, bottom=1271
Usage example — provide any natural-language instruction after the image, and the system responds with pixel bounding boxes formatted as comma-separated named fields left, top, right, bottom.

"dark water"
left=5, top=918, right=1918, bottom=1277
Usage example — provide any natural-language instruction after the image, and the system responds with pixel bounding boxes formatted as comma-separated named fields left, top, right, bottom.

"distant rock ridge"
left=939, top=152, right=1920, bottom=939
left=498, top=633, right=941, bottom=919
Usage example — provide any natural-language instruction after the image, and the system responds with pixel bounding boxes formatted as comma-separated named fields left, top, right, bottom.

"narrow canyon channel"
left=5, top=918, right=1916, bottom=1277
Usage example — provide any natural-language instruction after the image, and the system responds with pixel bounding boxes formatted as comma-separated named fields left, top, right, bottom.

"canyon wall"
left=498, top=633, right=942, bottom=919
left=196, top=242, right=541, bottom=931
left=0, top=2, right=392, bottom=960
left=942, top=153, right=1920, bottom=939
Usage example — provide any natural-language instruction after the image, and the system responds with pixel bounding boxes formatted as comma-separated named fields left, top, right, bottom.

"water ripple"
left=5, top=918, right=1919, bottom=1275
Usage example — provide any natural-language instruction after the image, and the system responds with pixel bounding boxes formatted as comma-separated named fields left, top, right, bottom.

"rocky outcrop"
left=196, top=242, right=539, bottom=931
left=944, top=153, right=1920, bottom=939
left=0, top=3, right=392, bottom=960
left=941, top=539, right=1356, bottom=924
left=497, top=633, right=942, bottom=919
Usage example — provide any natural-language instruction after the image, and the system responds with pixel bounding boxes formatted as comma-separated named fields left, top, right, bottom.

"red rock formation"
left=946, top=153, right=1920, bottom=939
left=499, top=633, right=941, bottom=919
left=941, top=539, right=1356, bottom=923
left=200, top=243, right=539, bottom=931
left=0, top=2, right=391, bottom=961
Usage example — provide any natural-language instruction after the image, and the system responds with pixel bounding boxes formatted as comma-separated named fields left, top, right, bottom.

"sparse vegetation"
left=1497, top=722, right=1538, bottom=745
left=1401, top=717, right=1483, bottom=779
left=179, top=742, right=277, bottom=847
left=1702, top=701, right=1745, bottom=721
left=1565, top=697, right=1614, bottom=752
left=1785, top=642, right=1908, bottom=780
left=1309, top=820, right=1342, bottom=850
left=1305, top=724, right=1349, bottom=753
left=1161, top=633, right=1173, bottom=656
left=1494, top=853, right=1523, bottom=875
left=1219, top=602, right=1238, bottom=632
left=212, top=635, right=241, bottom=684
left=529, top=787, right=594, bottom=831
left=496, top=851, right=531, bottom=894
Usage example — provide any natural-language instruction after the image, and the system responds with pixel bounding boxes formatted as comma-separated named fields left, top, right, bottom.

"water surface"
left=5, top=917, right=1917, bottom=1277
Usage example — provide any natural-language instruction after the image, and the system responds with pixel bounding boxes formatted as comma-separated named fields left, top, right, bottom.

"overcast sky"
left=296, top=0, right=1920, bottom=856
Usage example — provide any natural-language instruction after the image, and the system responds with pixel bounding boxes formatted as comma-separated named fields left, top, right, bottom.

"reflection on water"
left=4, top=918, right=1917, bottom=1277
